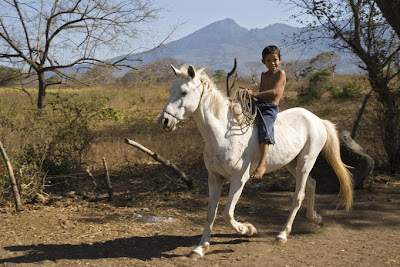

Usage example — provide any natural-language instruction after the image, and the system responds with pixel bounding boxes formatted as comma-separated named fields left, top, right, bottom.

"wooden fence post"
left=0, top=141, right=23, bottom=211
left=102, top=157, right=114, bottom=201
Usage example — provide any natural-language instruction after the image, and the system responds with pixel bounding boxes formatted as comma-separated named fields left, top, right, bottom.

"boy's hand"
left=248, top=89, right=257, bottom=99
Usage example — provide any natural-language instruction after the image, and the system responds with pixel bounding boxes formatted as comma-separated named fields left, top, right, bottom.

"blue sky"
left=129, top=0, right=303, bottom=53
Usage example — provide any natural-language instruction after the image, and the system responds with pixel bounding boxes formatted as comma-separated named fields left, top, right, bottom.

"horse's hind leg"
left=305, top=177, right=323, bottom=226
left=189, top=172, right=224, bottom=258
left=286, top=161, right=323, bottom=226
left=223, top=174, right=258, bottom=236
left=277, top=158, right=315, bottom=244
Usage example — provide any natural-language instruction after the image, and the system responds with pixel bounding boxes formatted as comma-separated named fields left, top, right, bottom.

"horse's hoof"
left=309, top=215, right=324, bottom=226
left=188, top=242, right=209, bottom=259
left=187, top=251, right=202, bottom=260
left=244, top=223, right=258, bottom=236
left=275, top=236, right=287, bottom=246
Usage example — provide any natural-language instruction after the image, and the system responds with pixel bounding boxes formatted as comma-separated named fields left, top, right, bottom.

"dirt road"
left=0, top=176, right=399, bottom=267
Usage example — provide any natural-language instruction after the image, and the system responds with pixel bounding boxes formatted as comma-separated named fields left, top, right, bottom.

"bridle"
left=162, top=80, right=206, bottom=122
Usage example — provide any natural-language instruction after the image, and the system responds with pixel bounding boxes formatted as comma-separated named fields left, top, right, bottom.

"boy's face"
left=262, top=53, right=281, bottom=71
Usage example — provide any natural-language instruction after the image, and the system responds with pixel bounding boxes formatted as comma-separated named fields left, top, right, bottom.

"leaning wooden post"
left=102, top=157, right=114, bottom=201
left=124, top=138, right=194, bottom=189
left=0, top=141, right=23, bottom=211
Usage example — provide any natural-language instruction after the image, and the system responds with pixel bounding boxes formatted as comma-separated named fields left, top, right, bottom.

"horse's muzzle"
left=158, top=114, right=176, bottom=131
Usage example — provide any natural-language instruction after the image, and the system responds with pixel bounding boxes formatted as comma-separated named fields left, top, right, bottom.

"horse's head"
left=158, top=65, right=205, bottom=131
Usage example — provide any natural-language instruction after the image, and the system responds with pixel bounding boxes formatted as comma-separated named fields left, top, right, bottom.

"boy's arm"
left=252, top=70, right=286, bottom=103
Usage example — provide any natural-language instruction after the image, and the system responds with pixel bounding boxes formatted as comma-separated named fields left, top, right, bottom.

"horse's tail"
left=321, top=120, right=353, bottom=211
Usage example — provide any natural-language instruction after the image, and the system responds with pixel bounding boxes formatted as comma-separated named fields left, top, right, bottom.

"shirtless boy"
left=248, top=45, right=286, bottom=178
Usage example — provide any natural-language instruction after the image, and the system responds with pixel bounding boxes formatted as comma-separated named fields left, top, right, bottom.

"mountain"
left=112, top=18, right=358, bottom=76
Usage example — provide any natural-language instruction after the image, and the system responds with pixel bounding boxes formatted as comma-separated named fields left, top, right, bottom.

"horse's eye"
left=182, top=91, right=188, bottom=96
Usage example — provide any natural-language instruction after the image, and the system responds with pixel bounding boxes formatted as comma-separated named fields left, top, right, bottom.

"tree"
left=375, top=0, right=400, bottom=38
left=281, top=59, right=311, bottom=81
left=289, top=0, right=400, bottom=172
left=310, top=52, right=340, bottom=80
left=0, top=66, right=21, bottom=86
left=0, top=0, right=160, bottom=108
left=120, top=57, right=182, bottom=84
left=80, top=65, right=114, bottom=84
left=212, top=69, right=227, bottom=82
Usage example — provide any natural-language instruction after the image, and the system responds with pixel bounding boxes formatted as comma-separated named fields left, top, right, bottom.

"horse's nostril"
left=163, top=118, right=169, bottom=127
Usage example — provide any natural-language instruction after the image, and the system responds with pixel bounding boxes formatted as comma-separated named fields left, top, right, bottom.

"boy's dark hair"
left=262, top=45, right=281, bottom=59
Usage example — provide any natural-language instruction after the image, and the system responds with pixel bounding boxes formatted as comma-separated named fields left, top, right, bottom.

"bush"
left=297, top=69, right=332, bottom=104
left=297, top=86, right=323, bottom=104
left=331, top=81, right=363, bottom=99
left=0, top=91, right=113, bottom=202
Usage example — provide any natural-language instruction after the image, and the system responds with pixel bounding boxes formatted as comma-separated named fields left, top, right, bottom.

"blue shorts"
left=256, top=101, right=279, bottom=144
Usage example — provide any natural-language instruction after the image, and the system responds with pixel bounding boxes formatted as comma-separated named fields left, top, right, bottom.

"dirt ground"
left=0, top=172, right=399, bottom=267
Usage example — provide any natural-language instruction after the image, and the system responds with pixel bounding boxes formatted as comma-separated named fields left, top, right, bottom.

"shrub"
left=297, top=69, right=332, bottom=104
left=331, top=81, right=363, bottom=99
left=297, top=86, right=323, bottom=104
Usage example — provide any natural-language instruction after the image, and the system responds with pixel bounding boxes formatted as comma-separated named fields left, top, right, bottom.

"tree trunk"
left=368, top=72, right=400, bottom=172
left=351, top=91, right=372, bottom=139
left=37, top=71, right=46, bottom=109
left=383, top=104, right=400, bottom=173
left=375, top=0, right=400, bottom=38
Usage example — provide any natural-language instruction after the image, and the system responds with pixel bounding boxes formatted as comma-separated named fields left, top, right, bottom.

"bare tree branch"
left=0, top=0, right=165, bottom=108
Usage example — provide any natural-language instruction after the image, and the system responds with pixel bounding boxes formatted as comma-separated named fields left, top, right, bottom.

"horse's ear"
left=188, top=65, right=196, bottom=79
left=171, top=65, right=180, bottom=76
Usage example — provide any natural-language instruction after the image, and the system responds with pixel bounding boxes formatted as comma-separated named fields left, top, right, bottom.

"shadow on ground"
left=0, top=234, right=252, bottom=264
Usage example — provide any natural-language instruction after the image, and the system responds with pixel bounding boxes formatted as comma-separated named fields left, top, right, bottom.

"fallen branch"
left=85, top=166, right=98, bottom=189
left=0, top=141, right=23, bottom=211
left=124, top=138, right=194, bottom=189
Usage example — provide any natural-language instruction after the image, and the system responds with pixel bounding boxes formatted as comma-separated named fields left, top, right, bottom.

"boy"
left=249, top=45, right=286, bottom=178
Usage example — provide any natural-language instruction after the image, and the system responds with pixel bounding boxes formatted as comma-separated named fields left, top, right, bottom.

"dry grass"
left=0, top=75, right=387, bottom=203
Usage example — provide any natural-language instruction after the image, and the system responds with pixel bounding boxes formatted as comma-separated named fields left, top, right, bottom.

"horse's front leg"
left=189, top=172, right=224, bottom=258
left=223, top=173, right=258, bottom=236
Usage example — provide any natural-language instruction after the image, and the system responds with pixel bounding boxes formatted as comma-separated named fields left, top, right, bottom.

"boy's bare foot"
left=251, top=164, right=266, bottom=179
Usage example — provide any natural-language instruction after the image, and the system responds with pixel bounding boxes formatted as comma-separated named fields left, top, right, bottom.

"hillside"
left=110, top=18, right=360, bottom=77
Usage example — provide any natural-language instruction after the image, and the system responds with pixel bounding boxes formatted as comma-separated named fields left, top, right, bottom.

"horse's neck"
left=192, top=94, right=230, bottom=146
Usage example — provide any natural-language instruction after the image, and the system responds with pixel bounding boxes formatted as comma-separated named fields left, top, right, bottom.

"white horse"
left=158, top=65, right=353, bottom=258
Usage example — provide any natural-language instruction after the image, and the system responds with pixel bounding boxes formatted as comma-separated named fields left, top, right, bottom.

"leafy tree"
left=80, top=65, right=114, bottom=84
left=0, top=66, right=21, bottom=86
left=0, top=0, right=160, bottom=108
left=45, top=75, right=62, bottom=86
left=289, top=0, right=400, bottom=172
left=297, top=69, right=332, bottom=104
left=310, top=52, right=340, bottom=80
left=212, top=69, right=227, bottom=82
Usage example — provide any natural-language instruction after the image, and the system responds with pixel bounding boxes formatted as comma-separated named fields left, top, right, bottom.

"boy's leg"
left=251, top=141, right=269, bottom=178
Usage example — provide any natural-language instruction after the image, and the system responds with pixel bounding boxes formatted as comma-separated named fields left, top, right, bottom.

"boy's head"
left=261, top=45, right=281, bottom=62
left=261, top=45, right=282, bottom=71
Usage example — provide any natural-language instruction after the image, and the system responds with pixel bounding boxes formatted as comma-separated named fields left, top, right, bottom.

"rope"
left=232, top=87, right=274, bottom=144
left=232, top=87, right=257, bottom=131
